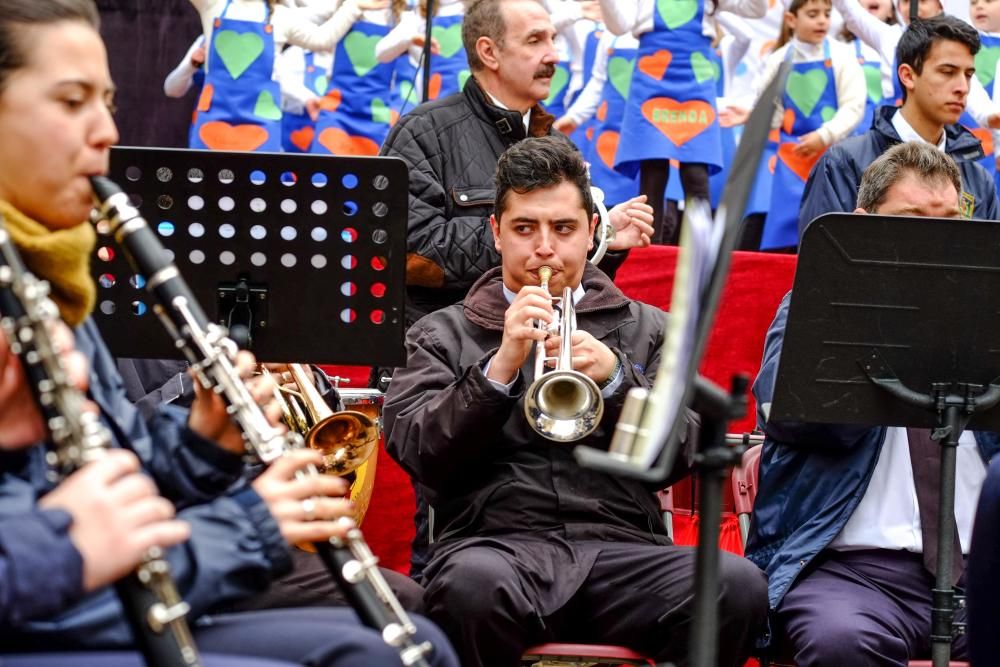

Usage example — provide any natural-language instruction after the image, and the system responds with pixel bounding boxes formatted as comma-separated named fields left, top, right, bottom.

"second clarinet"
left=89, top=176, right=433, bottom=667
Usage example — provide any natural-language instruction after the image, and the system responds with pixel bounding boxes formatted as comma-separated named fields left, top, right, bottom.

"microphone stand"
left=422, top=0, right=436, bottom=102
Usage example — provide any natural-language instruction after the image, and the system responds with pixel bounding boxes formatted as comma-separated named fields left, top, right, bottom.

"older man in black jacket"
left=380, top=0, right=653, bottom=325
left=384, top=135, right=767, bottom=667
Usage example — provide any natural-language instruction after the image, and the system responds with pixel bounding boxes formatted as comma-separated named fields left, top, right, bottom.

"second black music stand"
left=770, top=212, right=1000, bottom=667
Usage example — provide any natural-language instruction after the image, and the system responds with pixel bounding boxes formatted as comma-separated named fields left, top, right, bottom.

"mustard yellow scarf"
left=0, top=200, right=96, bottom=326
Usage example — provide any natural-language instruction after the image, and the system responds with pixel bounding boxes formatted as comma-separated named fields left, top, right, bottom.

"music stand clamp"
left=684, top=374, right=750, bottom=667
left=770, top=212, right=1000, bottom=667
left=862, top=350, right=1000, bottom=663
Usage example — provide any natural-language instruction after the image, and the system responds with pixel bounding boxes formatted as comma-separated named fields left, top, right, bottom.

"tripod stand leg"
left=930, top=405, right=962, bottom=667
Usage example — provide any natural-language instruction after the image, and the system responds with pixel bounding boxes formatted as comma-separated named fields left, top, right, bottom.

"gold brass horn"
left=272, top=364, right=379, bottom=475
left=524, top=266, right=604, bottom=442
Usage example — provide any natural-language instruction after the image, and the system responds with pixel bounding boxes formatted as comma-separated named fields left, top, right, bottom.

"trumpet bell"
left=525, top=369, right=604, bottom=442
left=307, top=410, right=379, bottom=475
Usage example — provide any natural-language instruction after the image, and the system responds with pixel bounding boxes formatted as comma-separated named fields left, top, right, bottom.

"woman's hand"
left=187, top=350, right=282, bottom=455
left=252, top=449, right=356, bottom=545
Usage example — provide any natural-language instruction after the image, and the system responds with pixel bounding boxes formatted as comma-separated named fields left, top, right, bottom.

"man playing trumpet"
left=384, top=134, right=768, bottom=667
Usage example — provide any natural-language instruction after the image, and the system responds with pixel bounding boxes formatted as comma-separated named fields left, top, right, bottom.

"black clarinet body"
left=0, top=220, right=201, bottom=667
left=90, top=177, right=433, bottom=667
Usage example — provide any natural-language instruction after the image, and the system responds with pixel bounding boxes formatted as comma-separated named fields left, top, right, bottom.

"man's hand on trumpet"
left=487, top=285, right=554, bottom=385
left=542, top=330, right=618, bottom=385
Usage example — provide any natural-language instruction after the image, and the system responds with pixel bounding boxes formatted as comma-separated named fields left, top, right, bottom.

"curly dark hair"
left=494, top=134, right=593, bottom=221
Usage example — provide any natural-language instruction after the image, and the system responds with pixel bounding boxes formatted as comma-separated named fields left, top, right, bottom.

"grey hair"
left=855, top=141, right=961, bottom=212
left=462, top=0, right=546, bottom=71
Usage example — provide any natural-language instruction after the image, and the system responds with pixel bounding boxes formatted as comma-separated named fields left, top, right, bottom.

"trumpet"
left=524, top=266, right=604, bottom=442
left=269, top=364, right=378, bottom=476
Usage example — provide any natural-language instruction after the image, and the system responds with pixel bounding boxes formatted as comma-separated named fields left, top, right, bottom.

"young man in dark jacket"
left=384, top=135, right=768, bottom=667
left=798, top=15, right=1000, bottom=239
left=379, top=0, right=653, bottom=324
left=748, top=142, right=1000, bottom=665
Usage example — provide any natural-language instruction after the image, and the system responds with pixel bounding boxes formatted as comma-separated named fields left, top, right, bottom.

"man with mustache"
left=380, top=0, right=654, bottom=328
left=379, top=0, right=654, bottom=580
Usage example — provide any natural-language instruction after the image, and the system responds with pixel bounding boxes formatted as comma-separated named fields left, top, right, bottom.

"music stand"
left=90, top=147, right=407, bottom=367
left=572, top=59, right=792, bottom=667
left=770, top=212, right=1000, bottom=667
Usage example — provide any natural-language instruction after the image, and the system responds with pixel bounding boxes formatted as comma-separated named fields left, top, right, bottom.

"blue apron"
left=615, top=0, right=723, bottom=177
left=281, top=50, right=324, bottom=153
left=761, top=40, right=838, bottom=250
left=854, top=39, right=882, bottom=136
left=974, top=32, right=1000, bottom=191
left=708, top=47, right=734, bottom=208
left=975, top=32, right=1000, bottom=97
left=426, top=14, right=469, bottom=101
left=543, top=59, right=573, bottom=119
left=310, top=20, right=394, bottom=156
left=584, top=38, right=640, bottom=206
left=191, top=0, right=282, bottom=152
left=570, top=27, right=603, bottom=155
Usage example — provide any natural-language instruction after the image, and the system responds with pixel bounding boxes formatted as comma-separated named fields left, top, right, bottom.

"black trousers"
left=192, top=608, right=458, bottom=667
left=424, top=540, right=768, bottom=667
left=775, top=549, right=968, bottom=666
left=225, top=546, right=426, bottom=613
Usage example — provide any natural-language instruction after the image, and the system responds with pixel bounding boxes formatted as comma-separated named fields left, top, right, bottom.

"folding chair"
left=521, top=643, right=655, bottom=666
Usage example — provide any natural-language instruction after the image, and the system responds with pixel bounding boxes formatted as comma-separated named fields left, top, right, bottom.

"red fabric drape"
left=326, top=247, right=798, bottom=573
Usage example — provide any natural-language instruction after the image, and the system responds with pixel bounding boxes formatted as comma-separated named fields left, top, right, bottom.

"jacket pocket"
left=451, top=186, right=495, bottom=208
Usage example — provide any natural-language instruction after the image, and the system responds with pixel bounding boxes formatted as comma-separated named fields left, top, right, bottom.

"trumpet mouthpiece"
left=538, top=266, right=552, bottom=286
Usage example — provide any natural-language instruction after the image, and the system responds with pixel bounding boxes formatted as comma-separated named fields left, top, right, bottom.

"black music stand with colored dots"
left=90, top=146, right=407, bottom=366
left=770, top=212, right=1000, bottom=667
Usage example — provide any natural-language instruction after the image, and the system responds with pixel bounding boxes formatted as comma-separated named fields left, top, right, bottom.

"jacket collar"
left=462, top=76, right=555, bottom=141
left=872, top=105, right=985, bottom=161
left=463, top=264, right=632, bottom=331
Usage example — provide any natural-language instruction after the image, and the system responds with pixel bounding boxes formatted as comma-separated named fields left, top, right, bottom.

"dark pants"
left=424, top=541, right=767, bottom=667
left=1, top=653, right=294, bottom=667
left=968, top=455, right=1000, bottom=666
left=192, top=608, right=458, bottom=667
left=638, top=160, right=710, bottom=245
left=226, top=546, right=426, bottom=613
left=776, top=549, right=968, bottom=666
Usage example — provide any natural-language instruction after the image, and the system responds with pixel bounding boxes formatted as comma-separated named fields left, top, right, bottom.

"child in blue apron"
left=309, top=5, right=396, bottom=156
left=970, top=0, right=1000, bottom=190
left=374, top=0, right=467, bottom=102
left=558, top=31, right=642, bottom=207
left=164, top=36, right=208, bottom=148
left=598, top=0, right=768, bottom=245
left=187, top=0, right=390, bottom=152
left=277, top=46, right=327, bottom=153
left=568, top=24, right=604, bottom=154
left=752, top=0, right=865, bottom=251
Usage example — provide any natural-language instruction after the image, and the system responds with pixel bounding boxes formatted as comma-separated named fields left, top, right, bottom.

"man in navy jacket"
left=747, top=142, right=1000, bottom=665
left=798, top=15, right=1000, bottom=239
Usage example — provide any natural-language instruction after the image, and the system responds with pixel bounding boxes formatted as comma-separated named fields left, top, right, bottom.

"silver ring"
left=301, top=498, right=317, bottom=521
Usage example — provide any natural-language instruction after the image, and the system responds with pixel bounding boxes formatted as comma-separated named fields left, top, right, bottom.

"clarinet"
left=90, top=176, right=433, bottom=667
left=0, top=219, right=201, bottom=667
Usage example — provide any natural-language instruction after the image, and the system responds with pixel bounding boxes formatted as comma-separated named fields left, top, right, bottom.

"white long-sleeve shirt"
left=189, top=0, right=364, bottom=67
left=598, top=0, right=768, bottom=39
left=561, top=31, right=640, bottom=126
left=752, top=37, right=867, bottom=147
left=833, top=0, right=998, bottom=127
left=164, top=35, right=206, bottom=98
left=373, top=0, right=466, bottom=64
